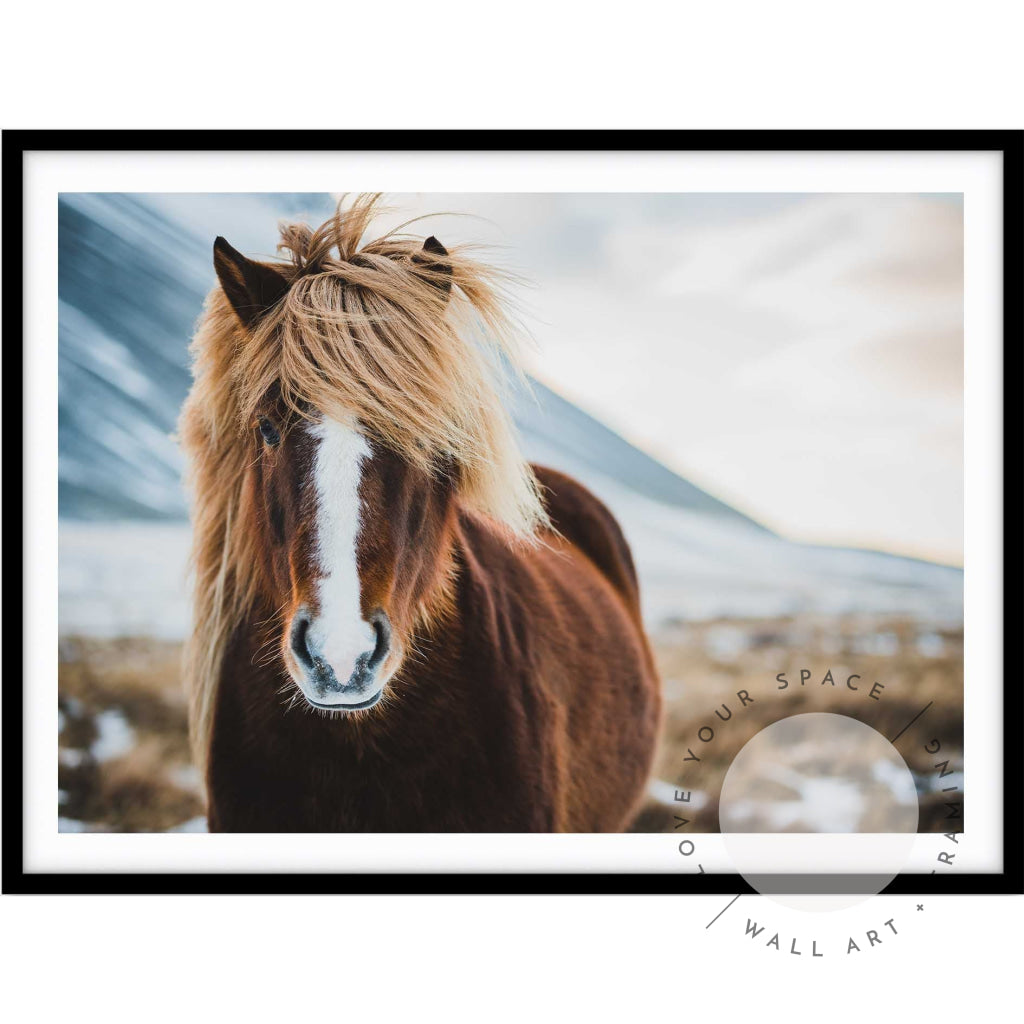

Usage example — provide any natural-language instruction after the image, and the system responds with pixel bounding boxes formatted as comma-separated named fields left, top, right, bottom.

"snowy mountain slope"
left=58, top=192, right=763, bottom=528
left=56, top=192, right=962, bottom=634
left=58, top=192, right=338, bottom=519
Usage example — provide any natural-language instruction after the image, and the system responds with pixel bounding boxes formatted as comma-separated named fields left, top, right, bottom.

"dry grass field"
left=58, top=637, right=203, bottom=832
left=631, top=614, right=963, bottom=834
left=57, top=613, right=963, bottom=833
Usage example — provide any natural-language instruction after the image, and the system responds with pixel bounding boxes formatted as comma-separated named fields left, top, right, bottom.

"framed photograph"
left=5, top=130, right=1019, bottom=894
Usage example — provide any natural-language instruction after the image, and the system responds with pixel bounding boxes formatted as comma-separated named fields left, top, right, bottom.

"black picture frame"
left=4, top=129, right=1020, bottom=895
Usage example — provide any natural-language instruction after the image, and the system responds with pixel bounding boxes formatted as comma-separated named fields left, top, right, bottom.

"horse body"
left=182, top=196, right=662, bottom=833
left=208, top=466, right=661, bottom=831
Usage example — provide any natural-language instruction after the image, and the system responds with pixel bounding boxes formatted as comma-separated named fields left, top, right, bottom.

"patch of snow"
left=729, top=772, right=866, bottom=833
left=169, top=816, right=208, bottom=833
left=924, top=770, right=964, bottom=793
left=704, top=625, right=750, bottom=661
left=169, top=764, right=203, bottom=793
left=59, top=521, right=191, bottom=638
left=871, top=759, right=920, bottom=803
left=850, top=631, right=901, bottom=657
left=916, top=631, right=946, bottom=657
left=91, top=709, right=135, bottom=762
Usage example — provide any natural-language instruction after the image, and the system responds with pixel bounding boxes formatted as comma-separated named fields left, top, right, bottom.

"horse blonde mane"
left=180, top=195, right=547, bottom=772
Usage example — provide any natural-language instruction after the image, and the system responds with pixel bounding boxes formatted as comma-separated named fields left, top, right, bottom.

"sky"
left=358, top=193, right=964, bottom=567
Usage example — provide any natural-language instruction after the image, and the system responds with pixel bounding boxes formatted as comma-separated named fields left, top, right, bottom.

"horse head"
left=211, top=230, right=463, bottom=713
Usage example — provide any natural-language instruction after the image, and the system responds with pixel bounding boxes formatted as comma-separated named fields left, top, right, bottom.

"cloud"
left=389, top=193, right=964, bottom=562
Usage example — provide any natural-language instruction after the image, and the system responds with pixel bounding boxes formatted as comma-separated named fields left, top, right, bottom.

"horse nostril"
left=290, top=609, right=314, bottom=670
left=367, top=610, right=391, bottom=670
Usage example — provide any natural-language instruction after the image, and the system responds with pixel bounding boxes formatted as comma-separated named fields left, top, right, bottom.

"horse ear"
left=213, top=236, right=290, bottom=327
left=412, top=235, right=452, bottom=302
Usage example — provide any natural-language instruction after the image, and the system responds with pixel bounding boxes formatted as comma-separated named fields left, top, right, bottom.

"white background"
left=2, top=2, right=1021, bottom=1021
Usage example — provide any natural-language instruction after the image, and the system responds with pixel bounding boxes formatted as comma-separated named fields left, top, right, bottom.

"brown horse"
left=180, top=196, right=661, bottom=831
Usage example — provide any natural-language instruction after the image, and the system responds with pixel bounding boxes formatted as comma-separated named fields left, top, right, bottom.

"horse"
left=179, top=195, right=662, bottom=831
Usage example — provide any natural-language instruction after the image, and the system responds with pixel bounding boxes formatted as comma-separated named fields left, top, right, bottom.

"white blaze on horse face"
left=306, top=416, right=376, bottom=680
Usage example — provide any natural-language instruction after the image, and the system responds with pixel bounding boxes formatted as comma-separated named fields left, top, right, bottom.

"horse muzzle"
left=287, top=607, right=392, bottom=710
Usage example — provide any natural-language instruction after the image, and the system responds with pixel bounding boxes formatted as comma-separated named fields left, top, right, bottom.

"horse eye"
left=257, top=417, right=281, bottom=447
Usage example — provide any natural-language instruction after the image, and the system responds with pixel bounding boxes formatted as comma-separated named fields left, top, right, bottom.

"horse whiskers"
left=252, top=603, right=288, bottom=629
left=252, top=630, right=280, bottom=654
left=250, top=606, right=289, bottom=664
left=251, top=638, right=284, bottom=668
left=403, top=645, right=431, bottom=669
left=274, top=673, right=304, bottom=715
left=253, top=647, right=284, bottom=669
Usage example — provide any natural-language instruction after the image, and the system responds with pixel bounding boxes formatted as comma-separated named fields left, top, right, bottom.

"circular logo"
left=718, top=713, right=919, bottom=911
